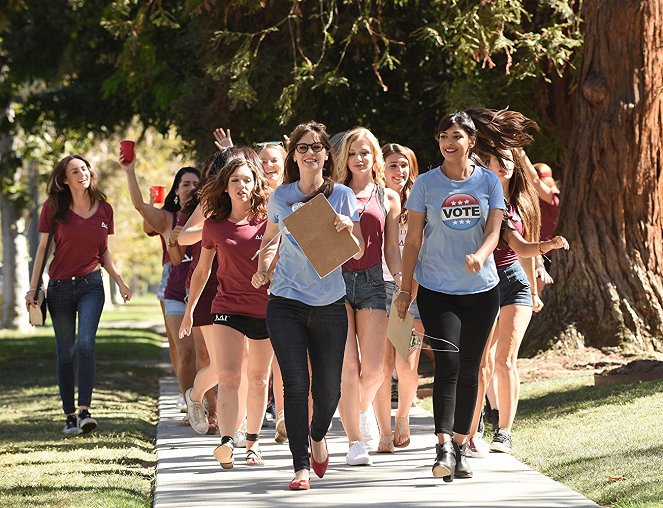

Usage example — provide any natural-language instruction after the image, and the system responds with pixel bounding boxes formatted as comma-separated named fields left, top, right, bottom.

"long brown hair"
left=283, top=121, right=335, bottom=202
left=199, top=157, right=270, bottom=222
left=46, top=155, right=106, bottom=223
left=381, top=143, right=419, bottom=224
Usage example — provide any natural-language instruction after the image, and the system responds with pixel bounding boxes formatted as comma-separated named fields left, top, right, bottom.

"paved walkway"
left=154, top=375, right=599, bottom=508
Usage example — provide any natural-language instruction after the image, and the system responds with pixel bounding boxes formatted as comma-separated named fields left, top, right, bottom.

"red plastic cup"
left=150, top=185, right=166, bottom=205
left=120, top=140, right=135, bottom=163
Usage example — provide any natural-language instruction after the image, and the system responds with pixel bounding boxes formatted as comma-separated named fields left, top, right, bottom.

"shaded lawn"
left=0, top=325, right=163, bottom=508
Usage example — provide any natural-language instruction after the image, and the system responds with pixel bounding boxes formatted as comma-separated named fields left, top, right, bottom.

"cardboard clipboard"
left=387, top=297, right=415, bottom=361
left=282, top=193, right=360, bottom=278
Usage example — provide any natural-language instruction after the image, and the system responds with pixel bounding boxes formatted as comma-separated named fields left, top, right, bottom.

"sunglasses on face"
left=255, top=141, right=284, bottom=148
left=295, top=142, right=326, bottom=154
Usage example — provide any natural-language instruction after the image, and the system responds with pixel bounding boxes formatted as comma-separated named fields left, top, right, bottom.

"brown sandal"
left=377, top=435, right=395, bottom=454
left=393, top=417, right=411, bottom=448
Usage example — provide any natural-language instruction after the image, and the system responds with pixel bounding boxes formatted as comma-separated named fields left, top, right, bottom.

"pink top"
left=494, top=203, right=524, bottom=269
left=38, top=200, right=114, bottom=280
left=202, top=216, right=268, bottom=318
left=343, top=185, right=385, bottom=271
left=539, top=194, right=560, bottom=242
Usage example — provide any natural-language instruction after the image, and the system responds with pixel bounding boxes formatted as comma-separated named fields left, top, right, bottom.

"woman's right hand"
left=179, top=314, right=193, bottom=339
left=25, top=290, right=38, bottom=310
left=213, top=128, right=233, bottom=150
left=395, top=290, right=412, bottom=321
left=251, top=270, right=270, bottom=288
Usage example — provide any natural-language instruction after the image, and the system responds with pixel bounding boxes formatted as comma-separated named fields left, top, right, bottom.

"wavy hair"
left=46, top=155, right=107, bottom=223
left=199, top=157, right=270, bottom=222
left=283, top=121, right=335, bottom=202
left=381, top=143, right=419, bottom=224
left=335, top=127, right=385, bottom=186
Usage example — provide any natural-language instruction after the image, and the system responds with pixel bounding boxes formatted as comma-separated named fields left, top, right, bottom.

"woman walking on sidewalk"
left=26, top=155, right=132, bottom=435
left=396, top=109, right=538, bottom=481
left=335, top=128, right=402, bottom=464
left=253, top=121, right=365, bottom=490
left=180, top=155, right=273, bottom=468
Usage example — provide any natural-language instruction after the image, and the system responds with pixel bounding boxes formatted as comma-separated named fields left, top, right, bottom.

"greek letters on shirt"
left=440, top=193, right=482, bottom=230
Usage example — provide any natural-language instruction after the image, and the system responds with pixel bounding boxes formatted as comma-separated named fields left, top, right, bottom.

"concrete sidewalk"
left=154, top=375, right=599, bottom=508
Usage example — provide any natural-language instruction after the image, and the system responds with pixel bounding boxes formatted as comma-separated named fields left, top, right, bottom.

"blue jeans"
left=47, top=270, right=105, bottom=415
left=267, top=296, right=347, bottom=472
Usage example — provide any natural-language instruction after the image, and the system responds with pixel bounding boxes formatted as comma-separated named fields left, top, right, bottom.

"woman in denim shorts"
left=467, top=148, right=569, bottom=456
left=334, top=128, right=403, bottom=466
left=373, top=143, right=426, bottom=454
left=26, top=155, right=132, bottom=435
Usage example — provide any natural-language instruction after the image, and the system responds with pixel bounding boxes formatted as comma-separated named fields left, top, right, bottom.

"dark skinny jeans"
left=47, top=270, right=105, bottom=415
left=417, top=284, right=500, bottom=436
left=267, top=295, right=347, bottom=472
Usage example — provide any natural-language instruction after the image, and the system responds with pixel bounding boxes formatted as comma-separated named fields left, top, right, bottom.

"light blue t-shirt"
left=406, top=165, right=505, bottom=295
left=268, top=182, right=360, bottom=306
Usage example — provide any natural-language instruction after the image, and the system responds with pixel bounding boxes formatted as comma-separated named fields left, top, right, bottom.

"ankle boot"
left=453, top=441, right=473, bottom=478
left=432, top=441, right=456, bottom=482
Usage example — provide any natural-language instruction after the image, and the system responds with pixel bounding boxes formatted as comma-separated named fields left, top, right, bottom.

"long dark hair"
left=381, top=143, right=419, bottom=224
left=46, top=155, right=107, bottom=223
left=283, top=121, right=335, bottom=202
left=199, top=157, right=270, bottom=222
left=163, top=166, right=200, bottom=213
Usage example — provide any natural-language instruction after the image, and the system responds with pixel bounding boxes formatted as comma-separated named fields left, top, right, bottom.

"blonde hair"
left=335, top=128, right=385, bottom=186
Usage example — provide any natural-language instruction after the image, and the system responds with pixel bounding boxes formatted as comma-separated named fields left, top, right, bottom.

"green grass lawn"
left=418, top=375, right=663, bottom=508
left=0, top=296, right=164, bottom=508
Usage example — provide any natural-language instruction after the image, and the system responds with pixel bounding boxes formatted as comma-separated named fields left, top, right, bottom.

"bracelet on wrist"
left=392, top=271, right=403, bottom=278
left=538, top=241, right=545, bottom=254
left=167, top=240, right=178, bottom=248
left=398, top=290, right=411, bottom=297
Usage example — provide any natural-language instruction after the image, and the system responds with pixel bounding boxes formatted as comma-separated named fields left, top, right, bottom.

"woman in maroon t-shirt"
left=334, top=128, right=402, bottom=464
left=26, top=155, right=132, bottom=436
left=180, top=156, right=272, bottom=469
left=120, top=155, right=200, bottom=414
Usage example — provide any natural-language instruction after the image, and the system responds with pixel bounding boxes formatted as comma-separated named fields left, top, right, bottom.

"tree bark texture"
left=525, top=0, right=663, bottom=355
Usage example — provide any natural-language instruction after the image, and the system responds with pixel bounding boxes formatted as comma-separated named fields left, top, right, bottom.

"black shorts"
left=212, top=314, right=269, bottom=340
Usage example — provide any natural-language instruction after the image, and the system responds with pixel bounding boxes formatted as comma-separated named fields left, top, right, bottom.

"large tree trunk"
left=524, top=0, right=663, bottom=355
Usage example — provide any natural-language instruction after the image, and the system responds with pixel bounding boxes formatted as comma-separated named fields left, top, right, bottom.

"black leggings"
left=417, top=285, right=500, bottom=436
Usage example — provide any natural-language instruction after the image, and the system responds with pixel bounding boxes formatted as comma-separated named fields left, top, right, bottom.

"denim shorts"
left=213, top=314, right=269, bottom=340
left=497, top=262, right=532, bottom=307
left=343, top=264, right=387, bottom=311
left=164, top=298, right=186, bottom=316
left=385, top=280, right=421, bottom=320
left=157, top=263, right=172, bottom=302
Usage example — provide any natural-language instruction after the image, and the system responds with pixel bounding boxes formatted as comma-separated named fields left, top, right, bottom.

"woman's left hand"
left=532, top=294, right=544, bottom=313
left=334, top=214, right=353, bottom=233
left=464, top=253, right=483, bottom=274
left=119, top=283, right=132, bottom=302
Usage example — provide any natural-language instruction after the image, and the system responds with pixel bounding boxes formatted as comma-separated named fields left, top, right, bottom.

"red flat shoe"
left=288, top=478, right=310, bottom=490
left=310, top=437, right=329, bottom=479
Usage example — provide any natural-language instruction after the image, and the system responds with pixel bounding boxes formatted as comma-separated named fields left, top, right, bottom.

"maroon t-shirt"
left=343, top=187, right=385, bottom=271
left=164, top=211, right=191, bottom=302
left=202, top=216, right=268, bottom=318
left=494, top=203, right=524, bottom=269
left=539, top=194, right=560, bottom=242
left=38, top=200, right=114, bottom=280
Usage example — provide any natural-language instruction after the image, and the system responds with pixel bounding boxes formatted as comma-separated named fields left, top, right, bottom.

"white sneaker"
left=185, top=388, right=209, bottom=434
left=346, top=440, right=372, bottom=466
left=467, top=436, right=490, bottom=458
left=176, top=394, right=187, bottom=413
left=359, top=407, right=379, bottom=451
left=234, top=417, right=247, bottom=448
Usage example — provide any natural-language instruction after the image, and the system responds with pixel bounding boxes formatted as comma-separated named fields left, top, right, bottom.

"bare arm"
left=101, top=249, right=132, bottom=301
left=520, top=256, right=543, bottom=312
left=25, top=233, right=50, bottom=309
left=383, top=188, right=403, bottom=285
left=120, top=157, right=171, bottom=235
left=514, top=148, right=556, bottom=205
left=395, top=210, right=425, bottom=319
left=504, top=228, right=570, bottom=258
left=179, top=246, right=214, bottom=338
left=178, top=204, right=205, bottom=246
left=252, top=220, right=281, bottom=288
left=167, top=225, right=185, bottom=266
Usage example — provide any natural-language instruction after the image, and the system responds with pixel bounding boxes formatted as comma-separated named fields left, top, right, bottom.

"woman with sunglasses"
left=252, top=121, right=364, bottom=490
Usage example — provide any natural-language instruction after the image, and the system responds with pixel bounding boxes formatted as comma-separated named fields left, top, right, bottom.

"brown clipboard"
left=387, top=297, right=415, bottom=361
left=282, top=193, right=360, bottom=278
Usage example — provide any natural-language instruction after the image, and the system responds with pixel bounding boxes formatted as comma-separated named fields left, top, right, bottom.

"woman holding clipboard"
left=252, top=121, right=364, bottom=491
